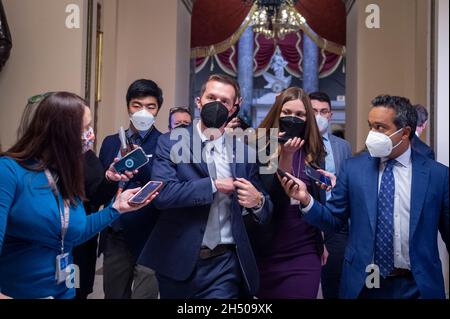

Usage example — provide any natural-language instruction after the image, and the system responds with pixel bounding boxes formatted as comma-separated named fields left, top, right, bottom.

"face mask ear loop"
left=389, top=127, right=404, bottom=150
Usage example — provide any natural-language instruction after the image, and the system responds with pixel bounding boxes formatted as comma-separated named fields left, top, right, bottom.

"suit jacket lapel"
left=189, top=121, right=209, bottom=177
left=225, top=134, right=237, bottom=178
left=363, top=155, right=380, bottom=236
left=409, top=152, right=429, bottom=239
left=329, top=135, right=339, bottom=170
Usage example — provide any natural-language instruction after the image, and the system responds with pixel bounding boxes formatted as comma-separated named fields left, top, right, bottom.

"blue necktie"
left=375, top=159, right=396, bottom=278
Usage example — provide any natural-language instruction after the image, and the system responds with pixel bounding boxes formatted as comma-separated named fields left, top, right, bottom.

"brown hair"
left=3, top=92, right=87, bottom=205
left=199, top=74, right=241, bottom=103
left=258, top=87, right=326, bottom=166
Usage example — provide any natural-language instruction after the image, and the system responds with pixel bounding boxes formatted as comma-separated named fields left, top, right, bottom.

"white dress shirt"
left=197, top=122, right=235, bottom=246
left=302, top=146, right=413, bottom=269
left=378, top=146, right=412, bottom=269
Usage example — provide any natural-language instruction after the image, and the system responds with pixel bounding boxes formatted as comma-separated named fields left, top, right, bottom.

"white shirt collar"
left=196, top=121, right=224, bottom=148
left=382, top=145, right=411, bottom=168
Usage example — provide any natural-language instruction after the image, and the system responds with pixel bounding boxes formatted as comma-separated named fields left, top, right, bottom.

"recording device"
left=304, top=165, right=332, bottom=188
left=276, top=168, right=301, bottom=186
left=236, top=115, right=251, bottom=130
left=226, top=105, right=252, bottom=130
left=112, top=147, right=149, bottom=173
left=128, top=180, right=163, bottom=205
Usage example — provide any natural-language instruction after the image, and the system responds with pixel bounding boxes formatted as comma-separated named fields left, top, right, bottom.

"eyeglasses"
left=27, top=92, right=52, bottom=104
left=312, top=109, right=331, bottom=116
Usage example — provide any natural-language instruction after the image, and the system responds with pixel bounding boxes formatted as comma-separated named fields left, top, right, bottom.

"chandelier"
left=250, top=0, right=306, bottom=40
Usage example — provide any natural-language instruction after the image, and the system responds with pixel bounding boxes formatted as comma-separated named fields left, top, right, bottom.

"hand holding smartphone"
left=113, top=147, right=149, bottom=173
left=304, top=165, right=332, bottom=189
left=128, top=181, right=163, bottom=206
left=276, top=168, right=301, bottom=186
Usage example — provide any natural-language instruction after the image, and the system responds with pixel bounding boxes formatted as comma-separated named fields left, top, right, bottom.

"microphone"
left=119, top=126, right=128, bottom=157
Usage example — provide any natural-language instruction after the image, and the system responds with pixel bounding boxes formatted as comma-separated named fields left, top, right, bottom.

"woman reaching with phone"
left=0, top=92, right=157, bottom=299
left=247, top=87, right=331, bottom=299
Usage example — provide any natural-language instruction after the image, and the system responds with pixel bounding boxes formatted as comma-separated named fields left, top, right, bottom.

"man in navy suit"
left=411, top=104, right=435, bottom=160
left=281, top=95, right=448, bottom=299
left=310, top=91, right=352, bottom=299
left=98, top=79, right=163, bottom=299
left=138, top=74, right=273, bottom=299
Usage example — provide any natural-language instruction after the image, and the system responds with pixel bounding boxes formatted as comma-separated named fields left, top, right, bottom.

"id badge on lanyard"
left=44, top=169, right=70, bottom=284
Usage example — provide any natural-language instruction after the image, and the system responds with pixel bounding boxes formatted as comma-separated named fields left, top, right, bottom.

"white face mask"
left=365, top=128, right=403, bottom=158
left=315, top=115, right=329, bottom=134
left=130, top=109, right=155, bottom=131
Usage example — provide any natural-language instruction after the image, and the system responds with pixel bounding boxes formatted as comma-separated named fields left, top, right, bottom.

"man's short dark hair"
left=309, top=91, right=331, bottom=110
left=126, top=79, right=163, bottom=108
left=168, top=107, right=192, bottom=129
left=200, top=74, right=240, bottom=104
left=414, top=104, right=428, bottom=127
left=371, top=95, right=417, bottom=140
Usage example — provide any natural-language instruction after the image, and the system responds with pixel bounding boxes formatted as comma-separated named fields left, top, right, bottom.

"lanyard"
left=44, top=169, right=70, bottom=254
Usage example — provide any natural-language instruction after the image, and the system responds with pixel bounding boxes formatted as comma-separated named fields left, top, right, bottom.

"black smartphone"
left=236, top=115, right=251, bottom=130
left=113, top=147, right=149, bottom=173
left=304, top=165, right=332, bottom=188
left=276, top=168, right=300, bottom=186
left=128, top=181, right=163, bottom=205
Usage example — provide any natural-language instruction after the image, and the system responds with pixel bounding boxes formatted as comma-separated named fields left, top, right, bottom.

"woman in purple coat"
left=248, top=87, right=328, bottom=299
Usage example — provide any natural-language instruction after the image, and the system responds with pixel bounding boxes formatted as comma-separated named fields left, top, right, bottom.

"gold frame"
left=95, top=31, right=103, bottom=102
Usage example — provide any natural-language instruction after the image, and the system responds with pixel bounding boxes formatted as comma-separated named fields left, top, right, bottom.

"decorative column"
left=238, top=25, right=254, bottom=126
left=302, top=28, right=319, bottom=93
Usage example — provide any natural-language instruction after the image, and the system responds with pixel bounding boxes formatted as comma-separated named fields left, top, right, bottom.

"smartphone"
left=113, top=147, right=149, bottom=173
left=276, top=168, right=300, bottom=186
left=237, top=115, right=251, bottom=130
left=128, top=181, right=163, bottom=205
left=304, top=165, right=332, bottom=188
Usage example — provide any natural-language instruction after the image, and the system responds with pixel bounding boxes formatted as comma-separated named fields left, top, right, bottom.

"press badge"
left=290, top=198, right=300, bottom=206
left=55, top=253, right=69, bottom=284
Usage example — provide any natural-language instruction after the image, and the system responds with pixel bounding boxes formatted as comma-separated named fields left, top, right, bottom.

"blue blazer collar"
left=409, top=150, right=430, bottom=238
left=363, top=154, right=380, bottom=236
left=363, top=150, right=430, bottom=239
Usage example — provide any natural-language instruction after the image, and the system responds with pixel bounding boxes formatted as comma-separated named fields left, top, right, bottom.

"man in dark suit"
left=281, top=95, right=449, bottom=299
left=98, top=79, right=163, bottom=299
left=138, top=74, right=273, bottom=299
left=310, top=91, right=352, bottom=299
left=411, top=104, right=435, bottom=160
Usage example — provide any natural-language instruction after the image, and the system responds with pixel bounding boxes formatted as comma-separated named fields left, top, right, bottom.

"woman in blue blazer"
left=0, top=92, right=154, bottom=299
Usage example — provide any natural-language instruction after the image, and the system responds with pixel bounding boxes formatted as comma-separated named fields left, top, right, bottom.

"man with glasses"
left=309, top=91, right=352, bottom=299
left=98, top=79, right=163, bottom=299
left=168, top=107, right=192, bottom=130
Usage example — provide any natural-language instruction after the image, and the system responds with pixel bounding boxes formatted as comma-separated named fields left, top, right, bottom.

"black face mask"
left=200, top=101, right=229, bottom=129
left=279, top=116, right=306, bottom=143
left=173, top=123, right=190, bottom=129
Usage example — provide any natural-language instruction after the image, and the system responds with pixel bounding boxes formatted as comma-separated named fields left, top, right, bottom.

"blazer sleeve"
left=83, top=150, right=118, bottom=209
left=151, top=134, right=214, bottom=210
left=439, top=167, right=449, bottom=251
left=303, top=158, right=351, bottom=233
left=246, top=162, right=273, bottom=225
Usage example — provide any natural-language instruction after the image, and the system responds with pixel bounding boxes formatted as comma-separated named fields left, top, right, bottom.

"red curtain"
left=196, top=31, right=342, bottom=79
left=191, top=0, right=252, bottom=48
left=191, top=0, right=346, bottom=50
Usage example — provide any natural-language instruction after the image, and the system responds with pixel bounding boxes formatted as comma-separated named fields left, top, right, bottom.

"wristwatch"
left=251, top=192, right=264, bottom=210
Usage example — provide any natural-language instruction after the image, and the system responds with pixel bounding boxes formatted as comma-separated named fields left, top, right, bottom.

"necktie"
left=202, top=142, right=221, bottom=249
left=375, top=159, right=396, bottom=277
